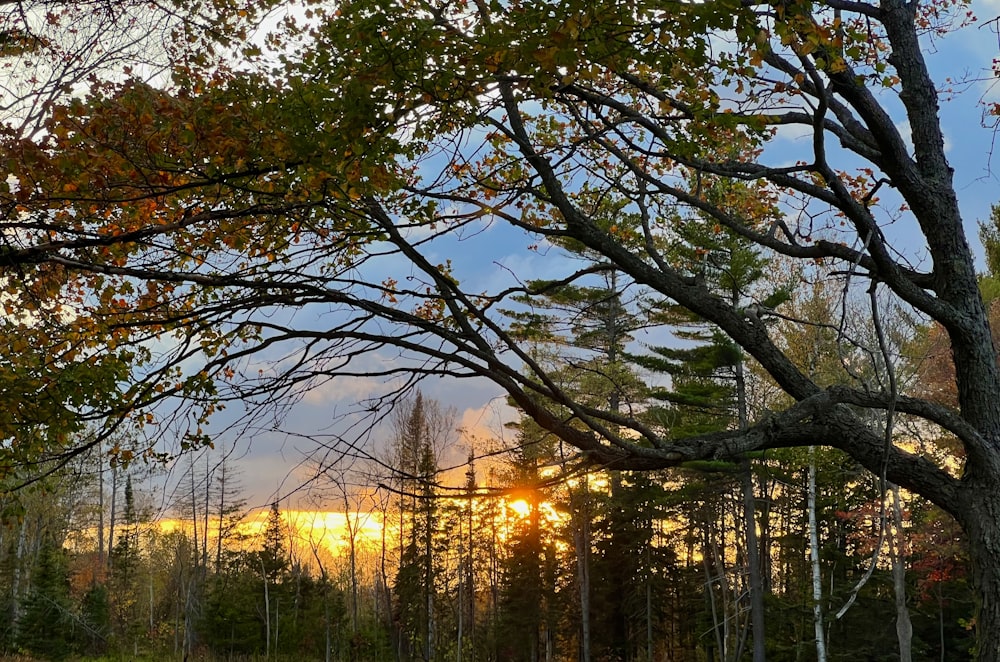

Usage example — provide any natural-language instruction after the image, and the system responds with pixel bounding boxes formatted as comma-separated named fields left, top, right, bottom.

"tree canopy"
left=4, top=0, right=1000, bottom=656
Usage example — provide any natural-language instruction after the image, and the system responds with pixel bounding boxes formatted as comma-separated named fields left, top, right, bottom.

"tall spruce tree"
left=504, top=229, right=652, bottom=661
left=392, top=392, right=451, bottom=662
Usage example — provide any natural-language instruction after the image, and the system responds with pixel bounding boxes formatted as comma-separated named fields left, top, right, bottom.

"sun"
left=508, top=498, right=532, bottom=519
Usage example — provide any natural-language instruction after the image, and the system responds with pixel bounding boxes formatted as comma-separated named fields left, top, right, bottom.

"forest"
left=2, top=0, right=1000, bottom=659
left=0, top=382, right=978, bottom=662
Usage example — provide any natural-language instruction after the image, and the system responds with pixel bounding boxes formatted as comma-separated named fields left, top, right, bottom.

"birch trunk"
left=808, top=446, right=827, bottom=662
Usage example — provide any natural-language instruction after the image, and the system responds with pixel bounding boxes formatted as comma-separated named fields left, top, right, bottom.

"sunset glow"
left=507, top=498, right=531, bottom=519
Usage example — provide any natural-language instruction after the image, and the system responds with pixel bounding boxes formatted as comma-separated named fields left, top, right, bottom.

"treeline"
left=0, top=449, right=362, bottom=661
left=0, top=392, right=975, bottom=662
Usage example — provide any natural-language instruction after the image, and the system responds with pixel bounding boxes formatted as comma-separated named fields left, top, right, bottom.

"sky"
left=122, top=0, right=1000, bottom=517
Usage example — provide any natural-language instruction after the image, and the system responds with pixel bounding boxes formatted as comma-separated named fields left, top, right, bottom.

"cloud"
left=894, top=118, right=953, bottom=155
left=773, top=121, right=815, bottom=144
left=458, top=398, right=513, bottom=443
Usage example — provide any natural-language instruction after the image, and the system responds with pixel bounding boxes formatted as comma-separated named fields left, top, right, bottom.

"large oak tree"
left=3, top=0, right=1000, bottom=656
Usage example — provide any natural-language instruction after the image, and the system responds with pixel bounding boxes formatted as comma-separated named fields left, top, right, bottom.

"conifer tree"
left=496, top=424, right=559, bottom=662
left=391, top=393, right=453, bottom=662
left=16, top=538, right=73, bottom=660
left=629, top=183, right=787, bottom=660
left=258, top=501, right=288, bottom=658
left=79, top=582, right=110, bottom=656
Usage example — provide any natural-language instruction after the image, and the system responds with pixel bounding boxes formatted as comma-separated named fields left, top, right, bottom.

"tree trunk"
left=889, top=484, right=913, bottom=662
left=261, top=556, right=271, bottom=660
left=215, top=453, right=225, bottom=572
left=741, top=463, right=766, bottom=662
left=190, top=459, right=200, bottom=569
left=10, top=516, right=28, bottom=630
left=343, top=491, right=359, bottom=637
left=808, top=447, right=827, bottom=662
left=466, top=492, right=476, bottom=662
left=457, top=548, right=464, bottom=662
left=572, top=481, right=592, bottom=662
left=97, top=448, right=105, bottom=571
left=646, top=544, right=653, bottom=662
left=962, top=487, right=1000, bottom=662
left=203, top=453, right=211, bottom=570
left=107, top=464, right=117, bottom=573
left=703, top=549, right=724, bottom=662
left=735, top=346, right=765, bottom=662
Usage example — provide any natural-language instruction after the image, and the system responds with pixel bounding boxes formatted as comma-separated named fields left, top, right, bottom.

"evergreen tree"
left=590, top=470, right=675, bottom=662
left=259, top=502, right=288, bottom=584
left=258, top=501, right=288, bottom=657
left=495, top=426, right=559, bottom=662
left=628, top=184, right=786, bottom=660
left=79, top=582, right=111, bottom=656
left=505, top=251, right=649, bottom=662
left=391, top=392, right=454, bottom=662
left=16, top=538, right=74, bottom=660
left=201, top=545, right=267, bottom=655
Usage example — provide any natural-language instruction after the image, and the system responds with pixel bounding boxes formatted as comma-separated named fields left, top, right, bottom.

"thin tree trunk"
left=183, top=573, right=196, bottom=661
left=711, top=528, right=732, bottom=661
left=149, top=572, right=154, bottom=630
left=378, top=500, right=392, bottom=630
left=703, top=544, right=724, bottom=661
left=808, top=447, right=827, bottom=662
left=888, top=484, right=913, bottom=662
left=10, top=517, right=28, bottom=629
left=740, top=464, right=765, bottom=661
left=397, top=495, right=406, bottom=662
left=646, top=545, right=653, bottom=662
left=261, top=555, right=271, bottom=660
left=97, top=448, right=105, bottom=571
left=338, top=487, right=360, bottom=639
left=108, top=463, right=117, bottom=572
left=735, top=346, right=766, bottom=662
left=457, top=549, right=464, bottom=662
left=572, top=480, right=592, bottom=662
left=466, top=488, right=476, bottom=662
left=489, top=480, right=500, bottom=662
left=190, top=459, right=199, bottom=569
left=215, top=451, right=226, bottom=572
left=308, top=532, right=332, bottom=662
left=424, top=503, right=435, bottom=662
left=202, top=453, right=210, bottom=570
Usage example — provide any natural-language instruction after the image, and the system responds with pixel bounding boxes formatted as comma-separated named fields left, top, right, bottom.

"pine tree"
left=505, top=254, right=649, bottom=662
left=258, top=501, right=288, bottom=658
left=79, top=582, right=111, bottom=655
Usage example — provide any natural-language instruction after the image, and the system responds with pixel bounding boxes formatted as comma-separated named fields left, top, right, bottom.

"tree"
left=259, top=501, right=288, bottom=658
left=630, top=183, right=781, bottom=660
left=0, top=0, right=280, bottom=476
left=389, top=393, right=456, bottom=662
left=8, top=0, right=1000, bottom=657
left=16, top=538, right=74, bottom=660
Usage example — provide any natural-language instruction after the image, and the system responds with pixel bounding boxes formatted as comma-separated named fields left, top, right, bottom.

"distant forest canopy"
left=0, top=392, right=975, bottom=661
